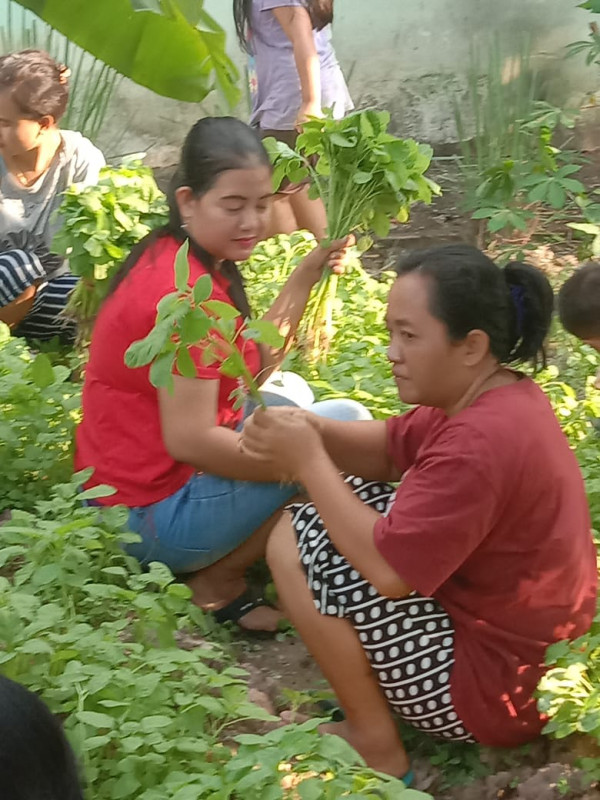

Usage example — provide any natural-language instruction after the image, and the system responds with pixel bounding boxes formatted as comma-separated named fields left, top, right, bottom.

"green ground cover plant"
left=2, top=228, right=600, bottom=795
left=0, top=470, right=428, bottom=798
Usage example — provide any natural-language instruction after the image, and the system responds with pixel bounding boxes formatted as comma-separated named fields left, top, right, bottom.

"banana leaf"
left=12, top=0, right=240, bottom=106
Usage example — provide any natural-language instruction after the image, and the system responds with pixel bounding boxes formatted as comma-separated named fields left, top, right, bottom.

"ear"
left=38, top=115, right=55, bottom=132
left=174, top=186, right=195, bottom=225
left=461, top=329, right=490, bottom=367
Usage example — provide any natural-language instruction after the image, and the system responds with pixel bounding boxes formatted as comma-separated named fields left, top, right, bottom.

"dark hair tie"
left=509, top=284, right=526, bottom=338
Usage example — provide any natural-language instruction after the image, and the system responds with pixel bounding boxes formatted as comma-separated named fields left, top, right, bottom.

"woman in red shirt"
left=75, top=117, right=367, bottom=633
left=241, top=244, right=598, bottom=781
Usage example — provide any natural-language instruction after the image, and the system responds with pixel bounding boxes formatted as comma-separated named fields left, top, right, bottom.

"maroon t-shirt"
left=374, top=378, right=597, bottom=747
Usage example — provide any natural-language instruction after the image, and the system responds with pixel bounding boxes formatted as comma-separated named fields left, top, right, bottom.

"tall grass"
left=453, top=34, right=539, bottom=198
left=0, top=0, right=120, bottom=142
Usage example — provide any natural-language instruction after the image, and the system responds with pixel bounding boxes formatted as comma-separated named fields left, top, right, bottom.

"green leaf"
left=193, top=274, right=213, bottom=304
left=79, top=484, right=117, bottom=501
left=203, top=300, right=241, bottom=321
left=242, top=319, right=286, bottom=348
left=174, top=239, right=191, bottom=292
left=149, top=350, right=176, bottom=390
left=28, top=353, right=55, bottom=389
left=124, top=328, right=167, bottom=368
left=179, top=310, right=212, bottom=345
left=176, top=347, right=197, bottom=379
left=76, top=711, right=116, bottom=730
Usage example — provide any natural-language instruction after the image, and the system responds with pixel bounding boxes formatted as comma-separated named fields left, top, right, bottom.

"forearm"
left=259, top=265, right=316, bottom=374
left=293, top=38, right=321, bottom=107
left=297, top=451, right=411, bottom=597
left=168, top=425, right=287, bottom=482
left=312, top=417, right=399, bottom=481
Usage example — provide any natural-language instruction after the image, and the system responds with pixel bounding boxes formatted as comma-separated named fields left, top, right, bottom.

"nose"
left=239, top=207, right=260, bottom=233
left=387, top=337, right=404, bottom=365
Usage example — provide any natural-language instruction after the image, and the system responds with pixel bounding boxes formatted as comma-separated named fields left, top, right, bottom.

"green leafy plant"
left=0, top=322, right=80, bottom=514
left=0, top=471, right=432, bottom=798
left=124, top=239, right=285, bottom=407
left=264, top=108, right=439, bottom=358
left=53, top=162, right=168, bottom=339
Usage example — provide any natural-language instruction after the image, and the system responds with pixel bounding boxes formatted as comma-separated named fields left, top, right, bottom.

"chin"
left=395, top=382, right=421, bottom=406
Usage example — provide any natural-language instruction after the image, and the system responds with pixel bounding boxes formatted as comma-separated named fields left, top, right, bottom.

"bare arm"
left=298, top=450, right=411, bottom=598
left=158, top=376, right=284, bottom=481
left=272, top=5, right=321, bottom=123
left=314, top=416, right=402, bottom=481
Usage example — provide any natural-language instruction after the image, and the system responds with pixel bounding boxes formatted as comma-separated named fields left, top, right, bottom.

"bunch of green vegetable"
left=263, top=108, right=439, bottom=359
left=124, top=240, right=284, bottom=407
left=53, top=162, right=168, bottom=340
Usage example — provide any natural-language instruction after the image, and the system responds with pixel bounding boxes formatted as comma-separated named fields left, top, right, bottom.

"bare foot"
left=236, top=605, right=284, bottom=632
left=318, top=719, right=411, bottom=780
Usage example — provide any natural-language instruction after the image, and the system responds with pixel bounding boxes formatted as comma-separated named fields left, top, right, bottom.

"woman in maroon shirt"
left=241, top=244, right=598, bottom=782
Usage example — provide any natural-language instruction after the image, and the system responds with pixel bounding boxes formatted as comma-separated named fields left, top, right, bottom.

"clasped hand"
left=239, top=406, right=324, bottom=482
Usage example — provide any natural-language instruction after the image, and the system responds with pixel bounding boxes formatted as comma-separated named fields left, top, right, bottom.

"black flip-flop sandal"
left=212, top=588, right=278, bottom=637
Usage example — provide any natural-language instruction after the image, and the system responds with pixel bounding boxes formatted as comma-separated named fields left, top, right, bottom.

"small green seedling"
left=124, top=240, right=284, bottom=409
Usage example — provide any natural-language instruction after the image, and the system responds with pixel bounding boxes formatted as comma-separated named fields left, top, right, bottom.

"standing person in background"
left=234, top=0, right=353, bottom=239
left=0, top=49, right=105, bottom=342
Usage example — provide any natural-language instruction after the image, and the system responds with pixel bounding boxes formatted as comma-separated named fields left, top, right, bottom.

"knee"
left=266, top=514, right=300, bottom=579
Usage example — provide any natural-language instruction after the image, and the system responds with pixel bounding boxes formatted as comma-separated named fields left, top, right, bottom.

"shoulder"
left=60, top=131, right=106, bottom=184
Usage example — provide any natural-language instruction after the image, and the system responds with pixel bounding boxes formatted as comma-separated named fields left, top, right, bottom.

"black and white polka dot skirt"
left=289, top=476, right=475, bottom=743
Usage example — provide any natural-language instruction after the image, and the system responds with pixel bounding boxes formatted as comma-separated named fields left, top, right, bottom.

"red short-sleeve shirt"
left=75, top=235, right=260, bottom=507
left=374, top=378, right=598, bottom=747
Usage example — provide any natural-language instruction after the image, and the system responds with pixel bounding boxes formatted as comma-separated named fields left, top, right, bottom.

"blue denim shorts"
left=126, top=473, right=297, bottom=574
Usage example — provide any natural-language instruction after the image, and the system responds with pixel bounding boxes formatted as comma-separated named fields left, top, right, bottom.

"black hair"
left=395, top=244, right=554, bottom=367
left=558, top=262, right=600, bottom=340
left=0, top=676, right=84, bottom=800
left=234, top=0, right=334, bottom=53
left=108, top=117, right=272, bottom=317
left=0, top=49, right=69, bottom=121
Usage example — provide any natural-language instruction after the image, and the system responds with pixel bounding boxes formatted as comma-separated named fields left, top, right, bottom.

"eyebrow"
left=386, top=316, right=414, bottom=327
left=221, top=193, right=273, bottom=201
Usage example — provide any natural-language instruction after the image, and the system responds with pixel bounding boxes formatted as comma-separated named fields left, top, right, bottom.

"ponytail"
left=503, top=261, right=554, bottom=367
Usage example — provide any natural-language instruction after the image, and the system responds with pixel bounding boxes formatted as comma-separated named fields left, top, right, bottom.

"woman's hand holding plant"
left=296, top=234, right=354, bottom=287
left=240, top=406, right=325, bottom=483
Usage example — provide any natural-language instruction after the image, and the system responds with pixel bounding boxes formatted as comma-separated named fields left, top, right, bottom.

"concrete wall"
left=1, top=0, right=599, bottom=159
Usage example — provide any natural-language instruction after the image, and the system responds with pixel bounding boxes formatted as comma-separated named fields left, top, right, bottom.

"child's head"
left=171, top=116, right=273, bottom=263
left=0, top=676, right=83, bottom=800
left=0, top=50, right=69, bottom=159
left=558, top=262, right=600, bottom=351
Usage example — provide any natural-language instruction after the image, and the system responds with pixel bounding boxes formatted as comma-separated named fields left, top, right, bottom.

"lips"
left=234, top=237, right=257, bottom=249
